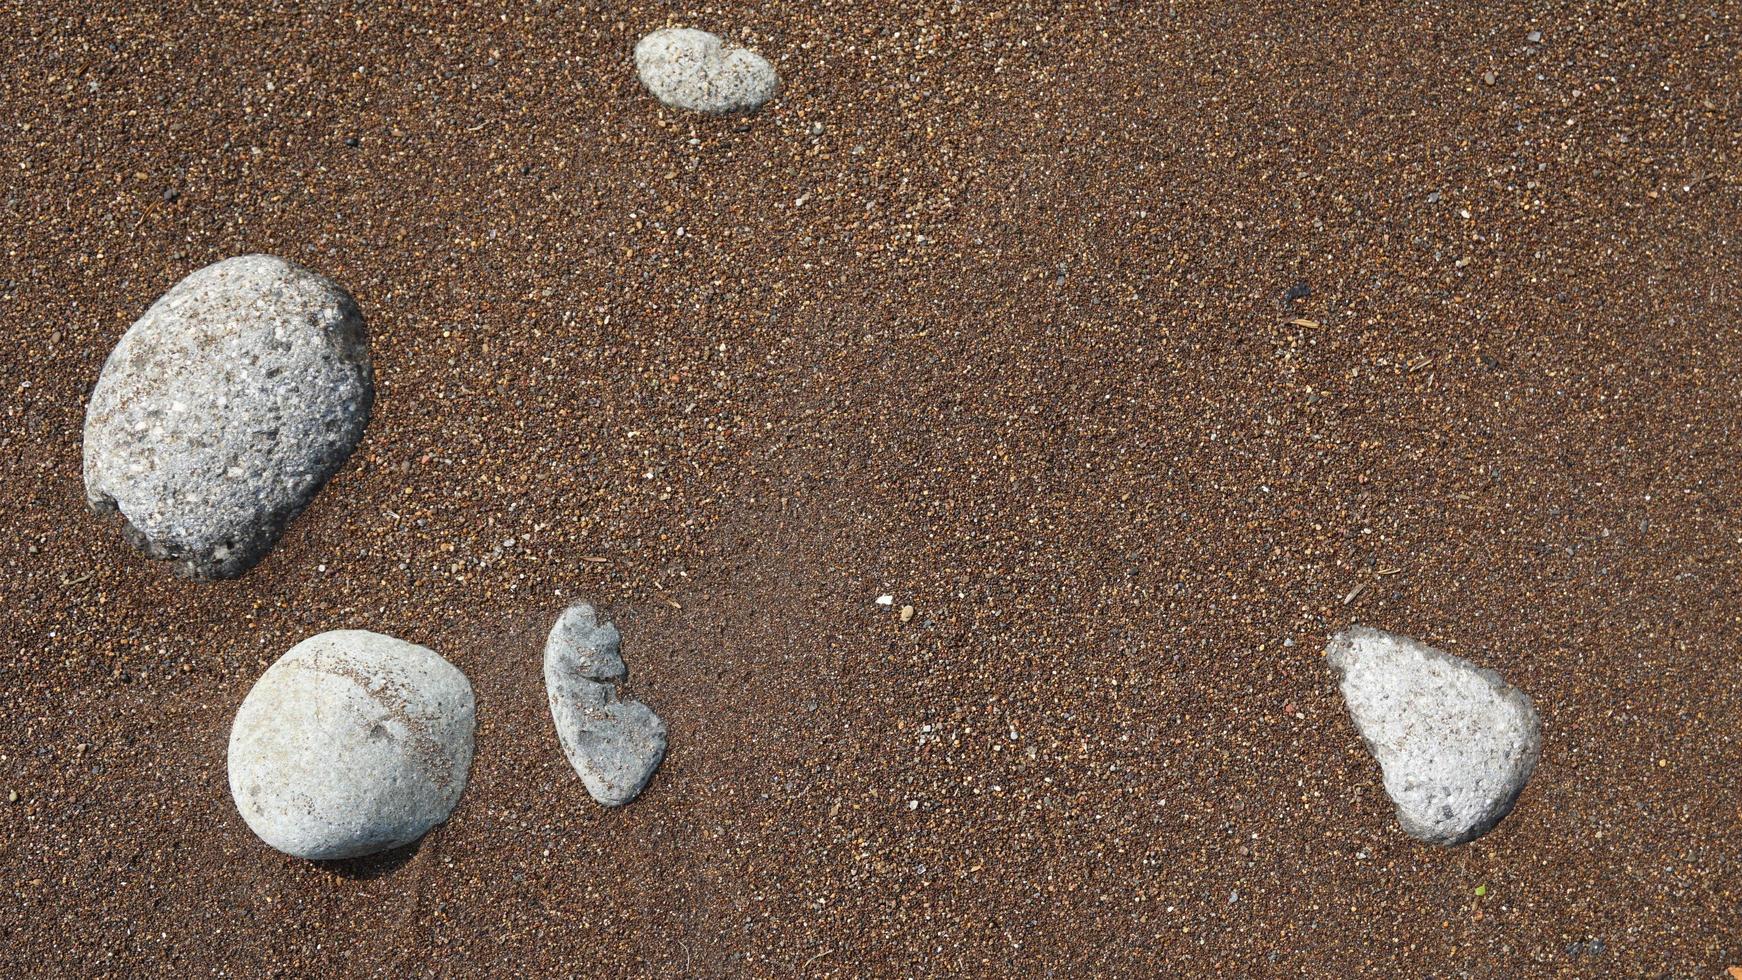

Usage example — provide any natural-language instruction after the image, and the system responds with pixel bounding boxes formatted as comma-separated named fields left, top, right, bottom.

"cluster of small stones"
left=72, top=26, right=760, bottom=861
left=87, top=29, right=1548, bottom=862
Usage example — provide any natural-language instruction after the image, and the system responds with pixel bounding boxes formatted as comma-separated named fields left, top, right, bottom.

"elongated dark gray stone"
left=544, top=604, right=666, bottom=806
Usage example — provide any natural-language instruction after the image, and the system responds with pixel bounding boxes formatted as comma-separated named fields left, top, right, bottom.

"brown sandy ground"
left=1, top=1, right=1739, bottom=976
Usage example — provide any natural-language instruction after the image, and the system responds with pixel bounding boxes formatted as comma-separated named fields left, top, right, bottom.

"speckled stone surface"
left=227, top=630, right=475, bottom=860
left=1327, top=626, right=1541, bottom=845
left=83, top=254, right=372, bottom=580
left=634, top=28, right=779, bottom=115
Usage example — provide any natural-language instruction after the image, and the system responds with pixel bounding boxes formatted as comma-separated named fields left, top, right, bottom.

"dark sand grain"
left=2, top=1, right=1739, bottom=976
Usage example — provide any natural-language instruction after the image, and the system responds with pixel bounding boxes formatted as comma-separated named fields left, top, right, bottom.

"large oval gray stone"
left=1327, top=626, right=1541, bottom=846
left=228, top=630, right=475, bottom=860
left=634, top=28, right=779, bottom=115
left=83, top=254, right=372, bottom=580
left=544, top=604, right=666, bottom=807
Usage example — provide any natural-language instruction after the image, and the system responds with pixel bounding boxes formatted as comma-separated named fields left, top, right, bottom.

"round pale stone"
left=228, top=630, right=475, bottom=860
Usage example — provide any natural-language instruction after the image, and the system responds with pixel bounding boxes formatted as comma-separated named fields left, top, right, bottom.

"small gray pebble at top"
left=227, top=630, right=476, bottom=861
left=83, top=254, right=372, bottom=580
left=1327, top=625, right=1541, bottom=846
left=634, top=27, right=779, bottom=115
left=544, top=604, right=667, bottom=806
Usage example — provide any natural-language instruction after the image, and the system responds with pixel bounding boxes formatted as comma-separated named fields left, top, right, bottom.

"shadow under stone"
left=316, top=839, right=422, bottom=880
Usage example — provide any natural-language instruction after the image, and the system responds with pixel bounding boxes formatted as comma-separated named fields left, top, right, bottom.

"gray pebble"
left=227, top=630, right=475, bottom=860
left=634, top=28, right=779, bottom=115
left=83, top=255, right=372, bottom=580
left=544, top=604, right=666, bottom=806
left=1327, top=626, right=1541, bottom=846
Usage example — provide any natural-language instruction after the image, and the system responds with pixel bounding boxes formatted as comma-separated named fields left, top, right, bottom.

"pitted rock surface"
left=83, top=254, right=372, bottom=580
left=634, top=28, right=779, bottom=114
left=1327, top=626, right=1541, bottom=846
